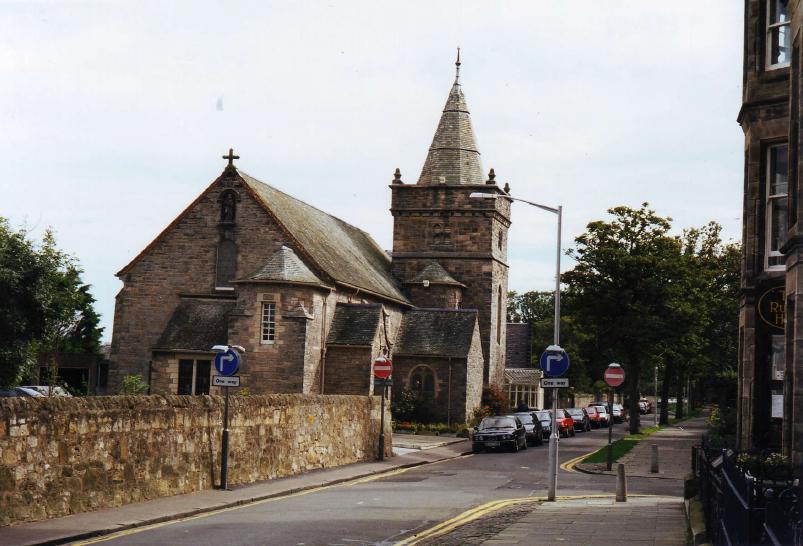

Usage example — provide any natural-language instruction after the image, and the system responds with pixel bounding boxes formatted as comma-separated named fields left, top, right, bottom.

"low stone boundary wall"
left=0, top=394, right=391, bottom=526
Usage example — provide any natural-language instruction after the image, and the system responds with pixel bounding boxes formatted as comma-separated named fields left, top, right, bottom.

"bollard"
left=616, top=463, right=627, bottom=502
left=650, top=444, right=659, bottom=474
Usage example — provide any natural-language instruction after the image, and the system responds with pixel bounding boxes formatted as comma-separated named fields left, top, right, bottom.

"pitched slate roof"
left=326, top=303, right=383, bottom=347
left=407, top=261, right=465, bottom=286
left=238, top=171, right=409, bottom=305
left=246, top=245, right=323, bottom=285
left=154, top=298, right=235, bottom=352
left=504, top=368, right=541, bottom=386
left=394, top=309, right=478, bottom=357
left=417, top=78, right=484, bottom=186
left=505, top=323, right=532, bottom=368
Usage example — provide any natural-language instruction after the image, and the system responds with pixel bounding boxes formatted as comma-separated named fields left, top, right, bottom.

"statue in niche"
left=220, top=191, right=236, bottom=223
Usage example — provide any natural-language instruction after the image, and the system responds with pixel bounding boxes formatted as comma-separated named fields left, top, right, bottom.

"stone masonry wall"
left=0, top=394, right=391, bottom=526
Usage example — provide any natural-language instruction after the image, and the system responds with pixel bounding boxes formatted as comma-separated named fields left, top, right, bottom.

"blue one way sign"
left=539, top=348, right=570, bottom=377
left=214, top=348, right=241, bottom=376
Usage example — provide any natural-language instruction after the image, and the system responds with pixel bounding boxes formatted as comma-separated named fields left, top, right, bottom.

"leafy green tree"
left=563, top=204, right=681, bottom=433
left=508, top=290, right=592, bottom=392
left=0, top=219, right=103, bottom=387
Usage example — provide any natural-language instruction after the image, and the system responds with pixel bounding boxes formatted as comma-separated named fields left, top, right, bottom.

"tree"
left=563, top=204, right=681, bottom=433
left=0, top=219, right=103, bottom=387
left=508, top=290, right=592, bottom=392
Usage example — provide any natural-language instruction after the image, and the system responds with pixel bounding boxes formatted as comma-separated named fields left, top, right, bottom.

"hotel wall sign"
left=758, top=286, right=785, bottom=331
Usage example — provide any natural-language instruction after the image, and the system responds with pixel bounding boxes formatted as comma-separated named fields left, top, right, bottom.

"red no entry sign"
left=604, top=365, right=625, bottom=387
left=373, top=356, right=392, bottom=379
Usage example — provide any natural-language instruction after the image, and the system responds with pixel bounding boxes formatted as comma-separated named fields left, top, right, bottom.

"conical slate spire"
left=417, top=57, right=484, bottom=185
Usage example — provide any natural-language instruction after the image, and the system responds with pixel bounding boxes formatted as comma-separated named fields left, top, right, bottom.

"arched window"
left=215, top=238, right=237, bottom=289
left=409, top=366, right=436, bottom=399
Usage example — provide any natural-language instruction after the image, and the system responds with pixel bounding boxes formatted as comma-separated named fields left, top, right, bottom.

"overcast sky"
left=1, top=1, right=744, bottom=340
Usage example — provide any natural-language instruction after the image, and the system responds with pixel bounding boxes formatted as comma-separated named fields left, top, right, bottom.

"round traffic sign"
left=604, top=364, right=625, bottom=387
left=539, top=348, right=570, bottom=377
left=214, top=348, right=241, bottom=376
left=373, top=356, right=392, bottom=379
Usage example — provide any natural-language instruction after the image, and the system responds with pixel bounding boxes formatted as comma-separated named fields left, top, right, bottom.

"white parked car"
left=20, top=385, right=72, bottom=397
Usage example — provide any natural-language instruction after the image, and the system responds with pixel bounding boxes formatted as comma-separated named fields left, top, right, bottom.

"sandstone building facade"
left=109, top=61, right=511, bottom=423
left=739, top=0, right=803, bottom=463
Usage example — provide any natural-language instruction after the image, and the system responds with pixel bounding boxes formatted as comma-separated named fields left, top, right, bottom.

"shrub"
left=481, top=385, right=510, bottom=416
left=120, top=375, right=148, bottom=395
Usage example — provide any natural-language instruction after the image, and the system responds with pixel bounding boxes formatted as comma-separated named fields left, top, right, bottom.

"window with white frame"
left=766, top=144, right=789, bottom=269
left=767, top=0, right=791, bottom=68
left=261, top=302, right=276, bottom=343
left=177, top=359, right=211, bottom=395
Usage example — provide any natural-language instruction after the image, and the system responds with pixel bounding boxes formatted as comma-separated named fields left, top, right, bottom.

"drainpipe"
left=447, top=359, right=452, bottom=427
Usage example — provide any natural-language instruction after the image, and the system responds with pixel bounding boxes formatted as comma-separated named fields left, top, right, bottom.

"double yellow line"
left=395, top=497, right=543, bottom=545
left=560, top=451, right=590, bottom=473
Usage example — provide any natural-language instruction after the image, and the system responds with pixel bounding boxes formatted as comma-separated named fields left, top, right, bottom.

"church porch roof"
left=154, top=298, right=235, bottom=353
left=326, top=303, right=383, bottom=347
left=394, top=308, right=478, bottom=358
left=406, top=261, right=465, bottom=287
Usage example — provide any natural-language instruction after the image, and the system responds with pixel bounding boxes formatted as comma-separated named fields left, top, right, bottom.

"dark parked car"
left=566, top=407, right=591, bottom=432
left=510, top=412, right=544, bottom=446
left=534, top=410, right=553, bottom=439
left=473, top=416, right=528, bottom=453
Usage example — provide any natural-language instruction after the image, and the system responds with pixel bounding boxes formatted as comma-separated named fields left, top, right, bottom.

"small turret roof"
left=247, top=245, right=322, bottom=285
left=407, top=261, right=465, bottom=287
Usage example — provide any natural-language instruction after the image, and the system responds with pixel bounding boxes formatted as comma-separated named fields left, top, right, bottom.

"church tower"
left=390, top=54, right=511, bottom=387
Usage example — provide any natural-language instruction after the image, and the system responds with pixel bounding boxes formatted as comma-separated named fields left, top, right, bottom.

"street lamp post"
left=470, top=190, right=563, bottom=501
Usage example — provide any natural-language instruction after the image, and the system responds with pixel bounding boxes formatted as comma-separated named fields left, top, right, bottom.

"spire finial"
left=455, top=47, right=461, bottom=83
left=486, top=168, right=496, bottom=185
left=392, top=168, right=403, bottom=184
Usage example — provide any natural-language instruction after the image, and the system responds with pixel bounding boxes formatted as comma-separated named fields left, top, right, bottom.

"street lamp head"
left=608, top=363, right=622, bottom=368
left=469, top=192, right=498, bottom=200
left=545, top=344, right=564, bottom=353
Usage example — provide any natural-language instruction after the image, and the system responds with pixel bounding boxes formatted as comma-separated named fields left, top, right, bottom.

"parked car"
left=556, top=409, right=576, bottom=437
left=20, top=385, right=72, bottom=397
left=589, top=404, right=610, bottom=427
left=510, top=412, right=544, bottom=446
left=611, top=403, right=625, bottom=423
left=566, top=407, right=591, bottom=432
left=639, top=399, right=650, bottom=414
left=585, top=406, right=602, bottom=428
left=0, top=387, right=44, bottom=398
left=473, top=416, right=528, bottom=453
left=534, top=410, right=553, bottom=439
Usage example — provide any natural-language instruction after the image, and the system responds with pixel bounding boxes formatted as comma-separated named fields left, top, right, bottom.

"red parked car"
left=555, top=409, right=576, bottom=437
left=585, top=406, right=602, bottom=429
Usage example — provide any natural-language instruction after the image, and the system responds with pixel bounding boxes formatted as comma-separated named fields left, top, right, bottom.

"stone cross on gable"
left=223, top=148, right=240, bottom=167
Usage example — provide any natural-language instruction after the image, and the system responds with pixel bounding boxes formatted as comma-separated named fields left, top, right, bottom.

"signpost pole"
left=378, top=381, right=386, bottom=461
left=547, top=386, right=559, bottom=501
left=606, top=387, right=614, bottom=471
left=221, top=385, right=230, bottom=490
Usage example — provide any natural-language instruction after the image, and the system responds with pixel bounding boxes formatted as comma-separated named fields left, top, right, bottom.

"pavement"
left=422, top=414, right=708, bottom=546
left=0, top=434, right=470, bottom=546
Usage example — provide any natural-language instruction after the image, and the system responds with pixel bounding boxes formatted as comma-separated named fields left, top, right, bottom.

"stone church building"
left=109, top=61, right=511, bottom=423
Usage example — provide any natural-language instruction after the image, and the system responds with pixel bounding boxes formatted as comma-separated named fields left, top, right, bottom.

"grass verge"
left=580, top=410, right=700, bottom=465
